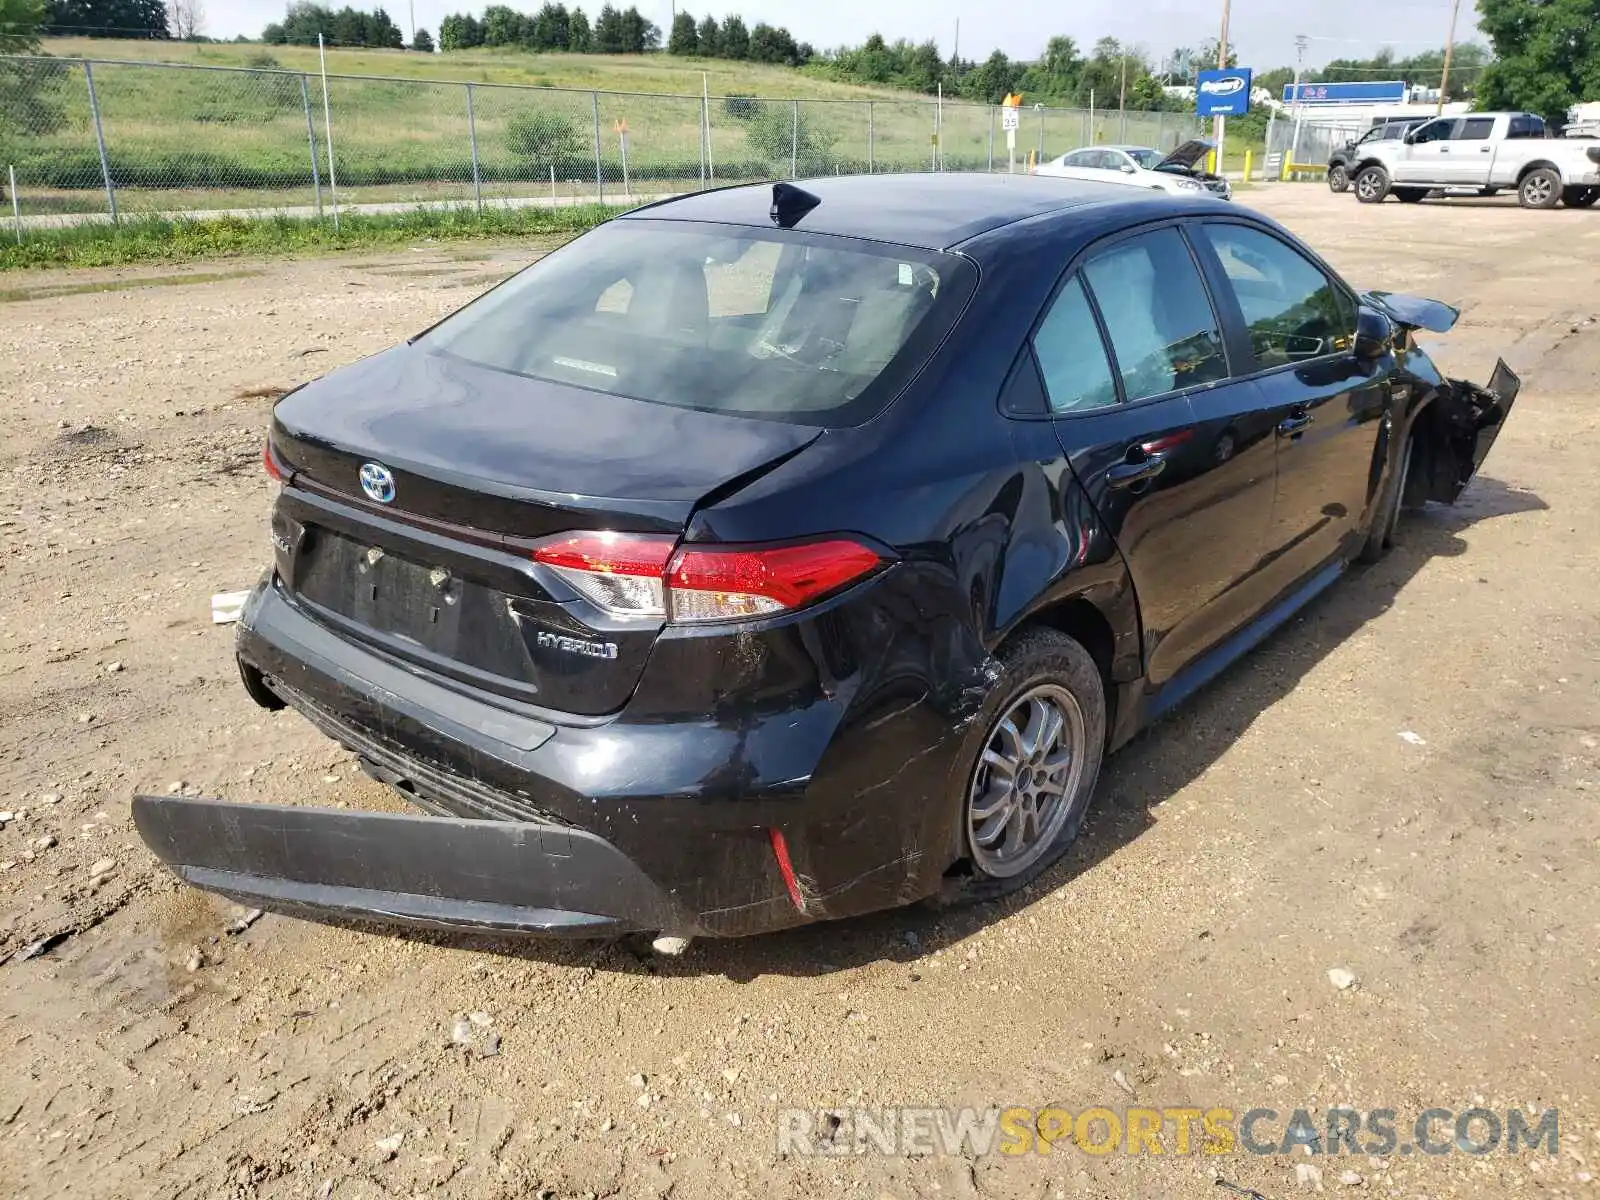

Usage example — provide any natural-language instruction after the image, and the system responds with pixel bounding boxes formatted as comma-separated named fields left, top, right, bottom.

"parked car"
left=1035, top=141, right=1232, bottom=199
left=1351, top=111, right=1600, bottom=208
left=1326, top=118, right=1430, bottom=192
left=134, top=175, right=1519, bottom=944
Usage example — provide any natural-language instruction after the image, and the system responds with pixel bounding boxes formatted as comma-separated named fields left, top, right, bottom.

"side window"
left=1454, top=117, right=1495, bottom=140
left=1031, top=277, right=1119, bottom=414
left=1063, top=150, right=1098, bottom=169
left=1411, top=119, right=1449, bottom=144
left=1203, top=224, right=1357, bottom=369
left=1080, top=228, right=1227, bottom=402
left=1508, top=114, right=1546, bottom=140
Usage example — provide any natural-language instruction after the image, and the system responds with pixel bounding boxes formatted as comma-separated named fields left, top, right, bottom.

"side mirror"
left=1353, top=307, right=1394, bottom=360
left=1402, top=130, right=1417, bottom=144
left=1120, top=163, right=1137, bottom=174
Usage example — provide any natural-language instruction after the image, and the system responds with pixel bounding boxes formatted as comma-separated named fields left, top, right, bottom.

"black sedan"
left=134, top=175, right=1518, bottom=943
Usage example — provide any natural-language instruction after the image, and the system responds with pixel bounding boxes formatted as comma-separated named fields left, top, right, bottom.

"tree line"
left=437, top=4, right=657, bottom=54
left=261, top=3, right=403, bottom=49
left=812, top=34, right=1191, bottom=110
left=664, top=10, right=812, bottom=67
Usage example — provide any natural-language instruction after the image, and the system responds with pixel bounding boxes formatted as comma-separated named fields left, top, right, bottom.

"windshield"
left=419, top=219, right=974, bottom=427
left=1125, top=148, right=1163, bottom=168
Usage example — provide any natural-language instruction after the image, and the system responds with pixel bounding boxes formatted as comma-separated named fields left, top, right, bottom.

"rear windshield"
left=419, top=218, right=975, bottom=427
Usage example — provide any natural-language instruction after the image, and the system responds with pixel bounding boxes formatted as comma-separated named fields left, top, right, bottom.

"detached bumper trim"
left=132, top=795, right=695, bottom=938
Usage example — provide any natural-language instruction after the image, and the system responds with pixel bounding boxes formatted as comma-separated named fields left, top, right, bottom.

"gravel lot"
left=2, top=188, right=1598, bottom=1200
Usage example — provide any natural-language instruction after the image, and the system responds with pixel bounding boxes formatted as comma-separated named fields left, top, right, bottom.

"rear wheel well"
left=1517, top=160, right=1561, bottom=183
left=1007, top=598, right=1118, bottom=735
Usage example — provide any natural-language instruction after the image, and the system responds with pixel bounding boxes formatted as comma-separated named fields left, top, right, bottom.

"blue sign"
left=1283, top=80, right=1407, bottom=105
left=1196, top=68, right=1253, bottom=117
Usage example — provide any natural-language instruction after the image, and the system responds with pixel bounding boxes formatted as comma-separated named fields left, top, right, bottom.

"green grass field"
left=0, top=203, right=621, bottom=271
left=4, top=40, right=1206, bottom=219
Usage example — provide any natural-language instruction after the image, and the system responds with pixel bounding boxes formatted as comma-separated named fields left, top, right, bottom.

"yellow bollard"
left=1206, top=150, right=1217, bottom=175
left=1243, top=150, right=1252, bottom=182
left=1280, top=154, right=1290, bottom=182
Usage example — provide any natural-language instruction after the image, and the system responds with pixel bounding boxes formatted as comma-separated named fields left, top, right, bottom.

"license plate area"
left=350, top=544, right=467, bottom=651
left=296, top=529, right=486, bottom=661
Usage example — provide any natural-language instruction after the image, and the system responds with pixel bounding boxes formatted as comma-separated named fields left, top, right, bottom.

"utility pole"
left=1436, top=0, right=1462, bottom=115
left=1213, top=0, right=1232, bottom=172
left=1290, top=33, right=1308, bottom=169
left=953, top=18, right=959, bottom=63
left=1119, top=52, right=1127, bottom=113
left=408, top=0, right=414, bottom=41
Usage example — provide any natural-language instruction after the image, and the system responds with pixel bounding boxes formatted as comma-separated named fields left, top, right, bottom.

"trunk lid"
left=268, top=345, right=820, bottom=716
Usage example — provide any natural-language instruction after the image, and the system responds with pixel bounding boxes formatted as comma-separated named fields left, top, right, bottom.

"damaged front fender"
left=1411, top=359, right=1521, bottom=505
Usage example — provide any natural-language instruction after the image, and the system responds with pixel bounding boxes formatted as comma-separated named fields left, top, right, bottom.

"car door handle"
left=1107, top=454, right=1167, bottom=488
left=1439, top=147, right=1450, bottom=153
left=1480, top=146, right=1492, bottom=152
left=1277, top=414, right=1313, bottom=437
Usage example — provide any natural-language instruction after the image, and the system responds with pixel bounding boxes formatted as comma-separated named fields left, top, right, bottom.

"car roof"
left=620, top=173, right=1142, bottom=251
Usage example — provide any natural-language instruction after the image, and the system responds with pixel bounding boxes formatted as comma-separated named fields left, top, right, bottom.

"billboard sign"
left=1196, top=68, right=1253, bottom=117
left=1283, top=80, right=1408, bottom=105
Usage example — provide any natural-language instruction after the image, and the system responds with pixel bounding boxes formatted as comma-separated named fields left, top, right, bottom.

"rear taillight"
left=531, top=532, right=883, bottom=624
left=263, top=440, right=284, bottom=482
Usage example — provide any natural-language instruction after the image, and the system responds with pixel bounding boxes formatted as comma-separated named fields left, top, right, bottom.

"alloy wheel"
left=966, top=683, right=1087, bottom=878
left=1524, top=176, right=1554, bottom=206
left=1357, top=173, right=1381, bottom=200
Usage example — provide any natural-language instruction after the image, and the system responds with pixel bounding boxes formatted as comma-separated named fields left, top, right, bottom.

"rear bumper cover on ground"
left=132, top=794, right=692, bottom=937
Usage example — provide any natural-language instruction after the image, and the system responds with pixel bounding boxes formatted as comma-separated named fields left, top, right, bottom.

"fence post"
left=867, top=102, right=874, bottom=174
left=700, top=93, right=708, bottom=186
left=791, top=100, right=799, bottom=179
left=317, top=37, right=339, bottom=231
left=591, top=91, right=603, bottom=203
left=1036, top=107, right=1045, bottom=163
left=9, top=165, right=21, bottom=245
left=987, top=106, right=995, bottom=172
left=465, top=83, right=482, bottom=213
left=299, top=75, right=323, bottom=219
left=82, top=62, right=117, bottom=224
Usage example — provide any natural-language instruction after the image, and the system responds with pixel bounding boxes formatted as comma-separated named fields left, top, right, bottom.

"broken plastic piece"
left=212, top=590, right=251, bottom=625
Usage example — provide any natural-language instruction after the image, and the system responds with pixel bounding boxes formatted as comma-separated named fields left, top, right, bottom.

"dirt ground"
left=2, top=187, right=1598, bottom=1200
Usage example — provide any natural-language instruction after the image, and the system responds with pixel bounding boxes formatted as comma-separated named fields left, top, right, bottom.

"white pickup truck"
left=1349, top=111, right=1600, bottom=209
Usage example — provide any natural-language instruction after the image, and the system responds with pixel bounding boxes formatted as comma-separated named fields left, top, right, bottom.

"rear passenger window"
left=1080, top=228, right=1227, bottom=402
left=1031, top=276, right=1118, bottom=413
left=1455, top=117, right=1495, bottom=140
left=1203, top=224, right=1356, bottom=368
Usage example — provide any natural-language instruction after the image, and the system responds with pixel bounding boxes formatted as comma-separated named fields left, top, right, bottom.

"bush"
left=743, top=102, right=835, bottom=165
left=722, top=94, right=759, bottom=121
left=504, top=108, right=583, bottom=171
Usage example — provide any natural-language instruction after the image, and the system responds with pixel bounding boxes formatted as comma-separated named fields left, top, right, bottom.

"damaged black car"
left=135, top=175, right=1518, bottom=943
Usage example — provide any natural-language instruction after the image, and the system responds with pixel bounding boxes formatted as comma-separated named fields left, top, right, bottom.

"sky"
left=200, top=0, right=1481, bottom=72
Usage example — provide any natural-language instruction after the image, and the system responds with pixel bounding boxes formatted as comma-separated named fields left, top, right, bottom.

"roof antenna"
left=770, top=182, right=822, bottom=229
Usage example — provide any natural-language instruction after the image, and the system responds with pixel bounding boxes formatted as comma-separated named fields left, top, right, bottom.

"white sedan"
left=1034, top=141, right=1232, bottom=200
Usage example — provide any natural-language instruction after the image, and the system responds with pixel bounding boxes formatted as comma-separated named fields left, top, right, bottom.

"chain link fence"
left=1265, top=116, right=1363, bottom=176
left=0, top=54, right=1208, bottom=229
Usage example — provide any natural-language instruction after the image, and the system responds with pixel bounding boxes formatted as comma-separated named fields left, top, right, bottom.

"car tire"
left=1354, top=166, right=1391, bottom=203
left=1394, top=188, right=1427, bottom=203
left=935, top=628, right=1106, bottom=906
left=1519, top=167, right=1562, bottom=209
left=1359, top=426, right=1416, bottom=563
left=1563, top=186, right=1600, bottom=209
left=1328, top=164, right=1350, bottom=193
